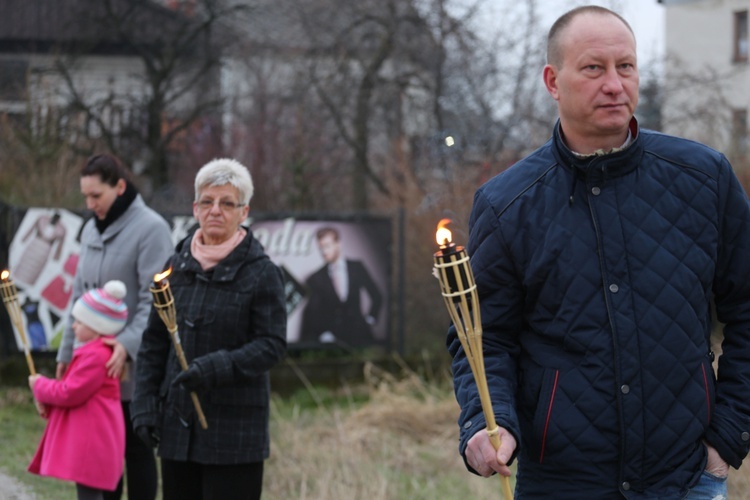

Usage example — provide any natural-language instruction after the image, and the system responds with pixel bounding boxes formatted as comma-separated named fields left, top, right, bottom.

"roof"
left=0, top=0, right=193, bottom=54
left=232, top=0, right=436, bottom=67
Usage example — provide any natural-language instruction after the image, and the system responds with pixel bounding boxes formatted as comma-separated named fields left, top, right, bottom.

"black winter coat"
left=131, top=228, right=287, bottom=464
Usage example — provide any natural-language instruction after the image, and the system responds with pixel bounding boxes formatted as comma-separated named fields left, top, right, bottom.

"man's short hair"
left=316, top=227, right=340, bottom=241
left=546, top=6, right=634, bottom=67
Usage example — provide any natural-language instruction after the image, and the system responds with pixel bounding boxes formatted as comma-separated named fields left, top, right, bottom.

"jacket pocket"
left=532, top=368, right=560, bottom=464
left=700, top=356, right=716, bottom=426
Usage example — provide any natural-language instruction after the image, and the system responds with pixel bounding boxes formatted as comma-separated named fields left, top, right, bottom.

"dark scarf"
left=95, top=180, right=138, bottom=234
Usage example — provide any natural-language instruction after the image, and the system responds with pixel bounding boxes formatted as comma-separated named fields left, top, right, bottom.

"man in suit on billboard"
left=300, top=226, right=382, bottom=347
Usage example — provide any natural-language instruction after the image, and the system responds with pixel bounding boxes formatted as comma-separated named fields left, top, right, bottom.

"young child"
left=28, top=280, right=128, bottom=500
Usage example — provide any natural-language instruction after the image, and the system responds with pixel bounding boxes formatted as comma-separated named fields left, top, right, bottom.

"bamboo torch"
left=150, top=267, right=208, bottom=430
left=432, top=219, right=514, bottom=500
left=1, top=270, right=36, bottom=375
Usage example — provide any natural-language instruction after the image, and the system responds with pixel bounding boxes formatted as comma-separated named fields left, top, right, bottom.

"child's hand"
left=28, top=374, right=40, bottom=391
left=34, top=400, right=47, bottom=418
left=28, top=375, right=46, bottom=418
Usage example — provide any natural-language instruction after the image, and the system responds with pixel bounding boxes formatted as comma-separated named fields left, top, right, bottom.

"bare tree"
left=294, top=0, right=435, bottom=211
left=0, top=109, right=84, bottom=208
left=660, top=54, right=736, bottom=148
left=40, top=0, right=252, bottom=201
left=213, top=0, right=563, bottom=347
left=220, top=0, right=438, bottom=212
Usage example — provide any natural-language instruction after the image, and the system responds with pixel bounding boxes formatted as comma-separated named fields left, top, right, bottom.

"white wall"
left=662, top=0, right=749, bottom=154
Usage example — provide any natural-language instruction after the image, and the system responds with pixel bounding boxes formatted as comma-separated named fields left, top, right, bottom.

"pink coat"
left=28, top=338, right=125, bottom=491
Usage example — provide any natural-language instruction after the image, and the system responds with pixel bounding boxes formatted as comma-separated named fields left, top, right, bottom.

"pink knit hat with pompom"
left=72, top=280, right=128, bottom=335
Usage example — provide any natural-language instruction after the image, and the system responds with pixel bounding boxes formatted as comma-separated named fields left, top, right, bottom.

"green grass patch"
left=0, top=387, right=77, bottom=499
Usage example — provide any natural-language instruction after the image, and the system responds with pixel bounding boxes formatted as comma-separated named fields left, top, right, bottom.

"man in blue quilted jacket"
left=449, top=5, right=750, bottom=498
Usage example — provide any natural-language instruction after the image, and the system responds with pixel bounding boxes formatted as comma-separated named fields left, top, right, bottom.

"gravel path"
left=0, top=470, right=35, bottom=499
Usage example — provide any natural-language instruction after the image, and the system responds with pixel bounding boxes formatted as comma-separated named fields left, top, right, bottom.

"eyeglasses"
left=196, top=199, right=245, bottom=211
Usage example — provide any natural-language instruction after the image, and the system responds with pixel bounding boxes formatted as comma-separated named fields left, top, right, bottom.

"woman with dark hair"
left=56, top=153, right=173, bottom=500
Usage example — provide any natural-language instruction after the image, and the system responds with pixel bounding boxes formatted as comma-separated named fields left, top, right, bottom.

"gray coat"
left=57, top=195, right=174, bottom=400
left=131, top=229, right=287, bottom=464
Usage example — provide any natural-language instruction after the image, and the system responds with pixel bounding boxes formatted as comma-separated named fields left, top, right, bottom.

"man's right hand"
left=465, top=426, right=517, bottom=478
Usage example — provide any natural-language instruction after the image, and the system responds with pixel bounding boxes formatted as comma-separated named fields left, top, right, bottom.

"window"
left=0, top=60, right=28, bottom=101
left=734, top=10, right=748, bottom=63
left=732, top=108, right=748, bottom=159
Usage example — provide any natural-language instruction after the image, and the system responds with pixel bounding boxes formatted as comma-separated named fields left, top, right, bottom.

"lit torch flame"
left=151, top=267, right=173, bottom=304
left=436, top=218, right=452, bottom=247
left=1, top=270, right=9, bottom=281
left=154, top=267, right=173, bottom=284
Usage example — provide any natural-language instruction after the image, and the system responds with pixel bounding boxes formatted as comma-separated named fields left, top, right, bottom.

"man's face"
left=543, top=13, right=639, bottom=152
left=318, top=233, right=341, bottom=264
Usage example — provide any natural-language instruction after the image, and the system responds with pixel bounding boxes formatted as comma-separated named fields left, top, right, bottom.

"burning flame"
left=1, top=270, right=9, bottom=281
left=153, top=267, right=173, bottom=283
left=436, top=218, right=452, bottom=246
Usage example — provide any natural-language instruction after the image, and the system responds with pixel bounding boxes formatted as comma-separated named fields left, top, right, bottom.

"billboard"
left=5, top=207, right=83, bottom=351
left=252, top=217, right=390, bottom=348
left=0, top=205, right=391, bottom=354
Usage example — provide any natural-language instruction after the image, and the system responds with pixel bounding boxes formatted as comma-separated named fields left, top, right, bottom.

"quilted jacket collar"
left=552, top=117, right=644, bottom=182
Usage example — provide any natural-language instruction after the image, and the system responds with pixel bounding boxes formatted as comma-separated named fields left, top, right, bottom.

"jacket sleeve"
left=354, top=261, right=382, bottom=319
left=34, top=350, right=107, bottom=407
left=704, top=157, right=750, bottom=469
left=447, top=187, right=521, bottom=471
left=299, top=271, right=326, bottom=342
left=117, top=218, right=174, bottom=362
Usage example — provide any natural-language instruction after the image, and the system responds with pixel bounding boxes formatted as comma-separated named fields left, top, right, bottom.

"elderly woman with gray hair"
left=131, top=158, right=287, bottom=500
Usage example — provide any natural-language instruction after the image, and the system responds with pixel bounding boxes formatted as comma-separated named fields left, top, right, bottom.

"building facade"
left=659, top=0, right=749, bottom=174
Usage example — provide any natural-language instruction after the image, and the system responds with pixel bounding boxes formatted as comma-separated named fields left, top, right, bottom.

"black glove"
left=172, top=363, right=203, bottom=391
left=136, top=425, right=159, bottom=448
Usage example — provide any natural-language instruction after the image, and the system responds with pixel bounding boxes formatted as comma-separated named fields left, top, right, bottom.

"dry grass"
left=733, top=475, right=750, bottom=499
left=265, top=360, right=507, bottom=499
left=3, top=355, right=750, bottom=499
left=264, top=358, right=750, bottom=499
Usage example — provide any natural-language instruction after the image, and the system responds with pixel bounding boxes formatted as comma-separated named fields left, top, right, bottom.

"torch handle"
left=171, top=329, right=190, bottom=372
left=190, top=392, right=208, bottom=430
left=168, top=327, right=209, bottom=430
left=434, top=253, right=515, bottom=500
left=9, top=315, right=36, bottom=375
left=486, top=426, right=515, bottom=499
left=464, top=330, right=515, bottom=500
left=25, top=351, right=36, bottom=376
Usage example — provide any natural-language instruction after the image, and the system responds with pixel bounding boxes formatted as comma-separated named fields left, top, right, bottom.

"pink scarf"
left=190, top=227, right=246, bottom=270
